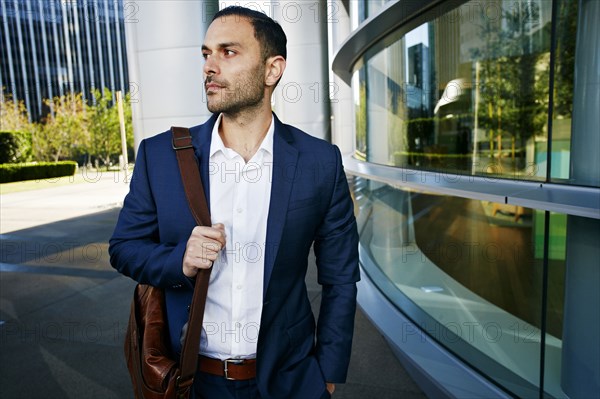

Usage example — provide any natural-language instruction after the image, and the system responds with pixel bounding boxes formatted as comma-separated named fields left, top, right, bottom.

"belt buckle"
left=223, top=358, right=243, bottom=380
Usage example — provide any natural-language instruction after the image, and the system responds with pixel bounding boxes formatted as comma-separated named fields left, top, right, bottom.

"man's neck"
left=219, top=106, right=272, bottom=162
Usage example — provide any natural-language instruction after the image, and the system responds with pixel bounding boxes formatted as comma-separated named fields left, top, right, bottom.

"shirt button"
left=236, top=284, right=243, bottom=290
left=236, top=208, right=243, bottom=213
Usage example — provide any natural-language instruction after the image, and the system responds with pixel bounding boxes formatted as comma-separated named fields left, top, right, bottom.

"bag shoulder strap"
left=171, top=126, right=212, bottom=393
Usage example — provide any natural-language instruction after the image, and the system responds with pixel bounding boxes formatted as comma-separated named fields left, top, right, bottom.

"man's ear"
left=265, top=56, right=286, bottom=87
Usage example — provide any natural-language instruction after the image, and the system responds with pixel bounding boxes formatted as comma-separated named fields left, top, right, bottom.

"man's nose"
left=203, top=55, right=218, bottom=76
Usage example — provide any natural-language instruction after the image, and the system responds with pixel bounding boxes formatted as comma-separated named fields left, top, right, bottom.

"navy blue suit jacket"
left=109, top=113, right=360, bottom=398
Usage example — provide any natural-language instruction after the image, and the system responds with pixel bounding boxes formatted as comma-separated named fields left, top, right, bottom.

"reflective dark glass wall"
left=339, top=0, right=600, bottom=397
left=353, top=1, right=597, bottom=187
left=351, top=175, right=569, bottom=397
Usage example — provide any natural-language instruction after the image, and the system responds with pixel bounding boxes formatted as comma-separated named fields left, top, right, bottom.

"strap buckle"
left=223, top=359, right=244, bottom=380
left=172, top=135, right=193, bottom=150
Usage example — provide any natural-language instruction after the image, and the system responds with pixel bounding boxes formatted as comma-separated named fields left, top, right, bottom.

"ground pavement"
left=0, top=170, right=426, bottom=398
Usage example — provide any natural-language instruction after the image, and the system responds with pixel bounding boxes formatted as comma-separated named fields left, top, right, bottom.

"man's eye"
left=225, top=50, right=235, bottom=56
left=202, top=53, right=209, bottom=59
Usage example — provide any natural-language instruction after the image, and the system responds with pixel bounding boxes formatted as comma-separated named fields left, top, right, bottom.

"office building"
left=0, top=0, right=129, bottom=121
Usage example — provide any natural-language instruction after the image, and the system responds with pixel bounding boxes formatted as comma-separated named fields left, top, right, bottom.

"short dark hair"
left=212, top=6, right=287, bottom=61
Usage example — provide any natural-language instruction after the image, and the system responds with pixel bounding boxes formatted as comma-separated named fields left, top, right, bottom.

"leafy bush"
left=0, top=131, right=33, bottom=163
left=2, top=90, right=134, bottom=166
left=0, top=161, right=77, bottom=183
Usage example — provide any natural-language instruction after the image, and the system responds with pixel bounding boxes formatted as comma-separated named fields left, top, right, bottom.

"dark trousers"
left=192, top=371, right=260, bottom=399
left=192, top=371, right=331, bottom=399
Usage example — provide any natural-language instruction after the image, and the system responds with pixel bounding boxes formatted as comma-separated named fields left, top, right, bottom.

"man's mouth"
left=205, top=79, right=225, bottom=93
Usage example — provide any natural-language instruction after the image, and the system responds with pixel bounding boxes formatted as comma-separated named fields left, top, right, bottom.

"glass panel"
left=555, top=0, right=599, bottom=187
left=543, top=212, right=566, bottom=397
left=551, top=215, right=600, bottom=397
left=364, top=0, right=390, bottom=19
left=550, top=1, right=578, bottom=182
left=350, top=175, right=546, bottom=397
left=355, top=0, right=557, bottom=181
left=351, top=0, right=392, bottom=26
left=349, top=0, right=365, bottom=30
left=354, top=69, right=367, bottom=159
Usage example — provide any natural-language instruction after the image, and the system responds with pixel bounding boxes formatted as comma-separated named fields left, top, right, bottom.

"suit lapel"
left=264, top=115, right=298, bottom=297
left=192, top=113, right=218, bottom=209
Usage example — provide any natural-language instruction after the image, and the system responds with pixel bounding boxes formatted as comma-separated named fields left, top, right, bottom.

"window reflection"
left=351, top=175, right=568, bottom=397
left=353, top=0, right=570, bottom=181
left=352, top=0, right=393, bottom=26
left=348, top=0, right=597, bottom=396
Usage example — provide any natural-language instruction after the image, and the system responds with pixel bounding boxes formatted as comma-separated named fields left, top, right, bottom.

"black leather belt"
left=198, top=355, right=257, bottom=380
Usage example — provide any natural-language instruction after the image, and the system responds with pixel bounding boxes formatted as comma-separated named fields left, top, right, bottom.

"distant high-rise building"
left=0, top=0, right=129, bottom=121
left=407, top=43, right=431, bottom=113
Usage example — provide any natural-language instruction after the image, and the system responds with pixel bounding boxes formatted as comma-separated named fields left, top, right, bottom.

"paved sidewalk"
left=1, top=170, right=130, bottom=234
left=0, top=174, right=425, bottom=399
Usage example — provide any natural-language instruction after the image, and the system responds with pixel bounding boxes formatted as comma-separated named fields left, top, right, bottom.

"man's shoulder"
left=142, top=115, right=217, bottom=150
left=143, top=129, right=171, bottom=146
left=281, top=122, right=337, bottom=154
left=280, top=123, right=342, bottom=167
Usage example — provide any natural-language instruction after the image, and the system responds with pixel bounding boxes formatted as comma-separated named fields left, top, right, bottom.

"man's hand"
left=183, top=223, right=226, bottom=277
left=326, top=383, right=335, bottom=395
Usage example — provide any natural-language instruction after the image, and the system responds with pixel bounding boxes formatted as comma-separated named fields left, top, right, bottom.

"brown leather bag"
left=124, top=127, right=212, bottom=399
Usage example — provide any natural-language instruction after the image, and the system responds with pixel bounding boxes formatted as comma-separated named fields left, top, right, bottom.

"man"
left=109, top=6, right=359, bottom=399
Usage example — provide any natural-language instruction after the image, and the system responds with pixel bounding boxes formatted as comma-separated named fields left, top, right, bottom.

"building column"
left=271, top=1, right=331, bottom=140
left=328, top=0, right=354, bottom=154
left=124, top=1, right=218, bottom=151
left=561, top=0, right=600, bottom=397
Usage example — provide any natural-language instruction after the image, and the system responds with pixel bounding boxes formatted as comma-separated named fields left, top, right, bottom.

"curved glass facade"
left=353, top=0, right=585, bottom=184
left=334, top=0, right=600, bottom=398
left=351, top=175, right=566, bottom=397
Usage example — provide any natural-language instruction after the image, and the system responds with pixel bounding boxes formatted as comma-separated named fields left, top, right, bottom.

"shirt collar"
left=209, top=113, right=275, bottom=159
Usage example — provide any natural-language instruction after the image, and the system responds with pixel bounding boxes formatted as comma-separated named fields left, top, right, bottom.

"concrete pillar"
left=271, top=1, right=331, bottom=141
left=124, top=1, right=218, bottom=152
left=561, top=1, right=600, bottom=397
left=328, top=0, right=354, bottom=154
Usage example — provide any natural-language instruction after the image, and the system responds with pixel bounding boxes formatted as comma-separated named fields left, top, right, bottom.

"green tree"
left=0, top=95, right=33, bottom=132
left=87, top=88, right=133, bottom=168
left=38, top=93, right=89, bottom=162
left=471, top=1, right=550, bottom=165
left=355, top=81, right=367, bottom=160
left=0, top=95, right=34, bottom=163
left=553, top=1, right=577, bottom=119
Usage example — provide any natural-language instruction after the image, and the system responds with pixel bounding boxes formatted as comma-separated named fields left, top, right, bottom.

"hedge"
left=0, top=131, right=33, bottom=163
left=0, top=161, right=78, bottom=183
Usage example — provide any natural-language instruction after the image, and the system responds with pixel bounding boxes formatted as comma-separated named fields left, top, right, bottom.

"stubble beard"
left=206, top=62, right=266, bottom=116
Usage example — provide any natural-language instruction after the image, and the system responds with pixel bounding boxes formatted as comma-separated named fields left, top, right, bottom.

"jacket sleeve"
left=313, top=145, right=360, bottom=383
left=108, top=139, right=194, bottom=290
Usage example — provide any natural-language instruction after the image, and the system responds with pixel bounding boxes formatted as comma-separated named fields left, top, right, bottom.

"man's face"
left=202, top=16, right=266, bottom=115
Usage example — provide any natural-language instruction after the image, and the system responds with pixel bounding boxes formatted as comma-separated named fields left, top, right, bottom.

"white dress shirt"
left=200, top=113, right=274, bottom=360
